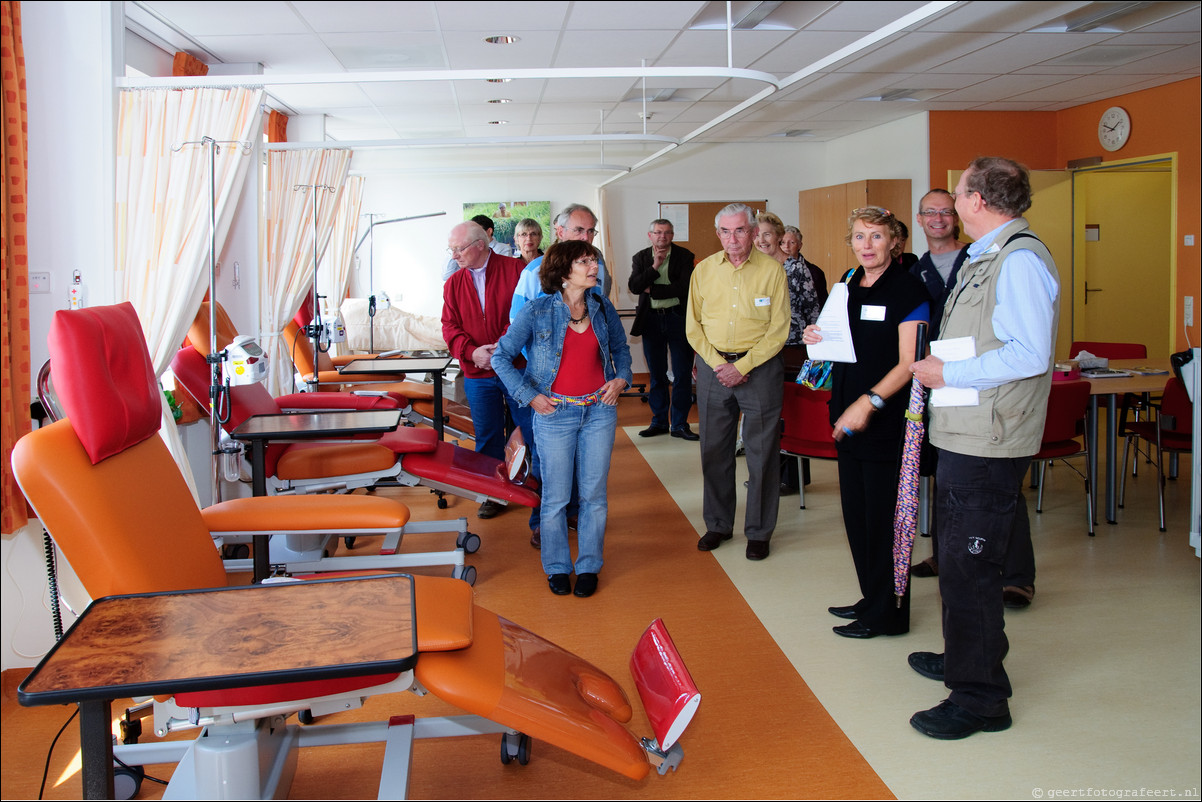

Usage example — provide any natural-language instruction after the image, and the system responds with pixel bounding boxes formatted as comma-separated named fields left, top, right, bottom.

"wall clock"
left=1098, top=106, right=1131, bottom=152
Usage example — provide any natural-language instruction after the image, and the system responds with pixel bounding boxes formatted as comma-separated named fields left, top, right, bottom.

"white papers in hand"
left=805, top=282, right=856, bottom=363
left=930, top=336, right=979, bottom=407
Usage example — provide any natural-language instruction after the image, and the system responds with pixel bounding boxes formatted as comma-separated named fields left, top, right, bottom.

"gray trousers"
left=696, top=354, right=783, bottom=541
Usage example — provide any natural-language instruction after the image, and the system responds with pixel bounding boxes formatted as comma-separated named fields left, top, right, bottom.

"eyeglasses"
left=717, top=227, right=752, bottom=239
left=446, top=241, right=482, bottom=256
left=918, top=209, right=956, bottom=217
left=567, top=226, right=598, bottom=237
left=572, top=257, right=599, bottom=267
left=949, top=190, right=977, bottom=202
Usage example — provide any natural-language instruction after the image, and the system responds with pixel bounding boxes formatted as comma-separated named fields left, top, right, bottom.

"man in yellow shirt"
left=686, top=203, right=790, bottom=560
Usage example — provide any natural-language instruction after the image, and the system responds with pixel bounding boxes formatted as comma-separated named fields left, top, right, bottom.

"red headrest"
left=48, top=303, right=161, bottom=464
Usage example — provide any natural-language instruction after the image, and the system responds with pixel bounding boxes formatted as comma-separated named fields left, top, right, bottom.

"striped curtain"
left=1, top=0, right=30, bottom=534
left=260, top=148, right=352, bottom=395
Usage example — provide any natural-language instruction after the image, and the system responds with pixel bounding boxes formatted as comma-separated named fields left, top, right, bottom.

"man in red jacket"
left=442, top=221, right=528, bottom=519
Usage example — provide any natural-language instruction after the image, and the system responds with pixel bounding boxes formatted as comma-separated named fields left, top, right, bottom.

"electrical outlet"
left=1186, top=296, right=1195, bottom=327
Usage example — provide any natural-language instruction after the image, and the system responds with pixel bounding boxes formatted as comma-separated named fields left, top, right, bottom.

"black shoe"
left=745, top=540, right=770, bottom=560
left=548, top=573, right=571, bottom=595
left=1003, top=585, right=1034, bottom=608
left=671, top=426, right=700, bottom=441
left=910, top=699, right=1012, bottom=740
left=530, top=529, right=541, bottom=549
left=908, top=651, right=945, bottom=681
left=827, top=604, right=860, bottom=620
left=697, top=531, right=733, bottom=551
left=477, top=499, right=503, bottom=519
left=639, top=425, right=670, bottom=437
left=573, top=573, right=598, bottom=597
left=833, top=621, right=882, bottom=639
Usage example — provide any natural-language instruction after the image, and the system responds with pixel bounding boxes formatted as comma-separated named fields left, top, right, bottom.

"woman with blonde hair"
left=755, top=211, right=788, bottom=264
left=803, top=207, right=931, bottom=640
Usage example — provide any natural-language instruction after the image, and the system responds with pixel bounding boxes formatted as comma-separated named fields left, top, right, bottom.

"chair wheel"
left=500, top=731, right=531, bottom=765
left=452, top=565, right=477, bottom=586
left=113, top=765, right=144, bottom=800
left=437, top=497, right=448, bottom=509
left=457, top=532, right=481, bottom=554
left=298, top=709, right=315, bottom=725
left=343, top=536, right=357, bottom=549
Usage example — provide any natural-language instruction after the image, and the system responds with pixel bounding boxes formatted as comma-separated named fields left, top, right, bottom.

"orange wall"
left=929, top=78, right=1201, bottom=351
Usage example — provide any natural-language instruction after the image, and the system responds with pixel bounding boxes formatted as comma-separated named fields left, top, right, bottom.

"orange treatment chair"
left=13, top=303, right=697, bottom=799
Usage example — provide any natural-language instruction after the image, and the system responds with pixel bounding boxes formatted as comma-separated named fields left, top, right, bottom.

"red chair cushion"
left=48, top=303, right=161, bottom=464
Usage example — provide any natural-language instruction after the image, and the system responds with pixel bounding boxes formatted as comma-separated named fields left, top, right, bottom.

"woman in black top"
left=803, top=207, right=931, bottom=639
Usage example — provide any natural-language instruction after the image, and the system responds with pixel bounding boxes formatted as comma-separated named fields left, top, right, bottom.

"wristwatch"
left=867, top=392, right=887, bottom=411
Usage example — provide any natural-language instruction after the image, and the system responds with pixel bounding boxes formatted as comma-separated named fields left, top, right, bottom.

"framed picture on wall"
left=462, top=201, right=551, bottom=253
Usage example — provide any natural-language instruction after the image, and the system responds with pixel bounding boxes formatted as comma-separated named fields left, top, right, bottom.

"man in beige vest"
left=908, top=157, right=1060, bottom=740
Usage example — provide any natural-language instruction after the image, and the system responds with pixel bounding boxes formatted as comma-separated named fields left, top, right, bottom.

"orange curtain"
left=267, top=109, right=288, bottom=143
left=1, top=0, right=31, bottom=534
left=172, top=51, right=208, bottom=77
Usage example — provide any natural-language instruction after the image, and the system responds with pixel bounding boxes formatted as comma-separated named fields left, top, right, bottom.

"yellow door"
left=1073, top=162, right=1173, bottom=358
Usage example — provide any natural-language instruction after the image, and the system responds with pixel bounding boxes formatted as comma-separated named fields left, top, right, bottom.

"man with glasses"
left=908, top=189, right=970, bottom=579
left=686, top=203, right=789, bottom=561
left=442, top=221, right=528, bottom=519
left=629, top=218, right=698, bottom=441
left=909, top=157, right=1059, bottom=740
left=510, top=204, right=610, bottom=323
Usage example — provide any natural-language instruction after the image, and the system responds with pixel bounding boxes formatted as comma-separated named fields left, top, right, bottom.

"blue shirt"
left=942, top=222, right=1059, bottom=391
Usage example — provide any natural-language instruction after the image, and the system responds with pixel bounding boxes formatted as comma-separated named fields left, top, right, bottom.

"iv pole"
left=173, top=135, right=252, bottom=505
left=294, top=182, right=337, bottom=376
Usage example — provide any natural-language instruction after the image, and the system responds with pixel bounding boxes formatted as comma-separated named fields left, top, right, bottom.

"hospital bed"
left=13, top=302, right=699, bottom=799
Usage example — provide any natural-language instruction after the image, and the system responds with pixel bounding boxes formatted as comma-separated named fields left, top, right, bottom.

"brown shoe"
left=477, top=500, right=503, bottom=519
left=530, top=528, right=541, bottom=549
left=1003, top=585, right=1035, bottom=608
left=910, top=557, right=938, bottom=578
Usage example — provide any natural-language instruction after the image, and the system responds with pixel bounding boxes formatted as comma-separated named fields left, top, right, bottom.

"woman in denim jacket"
left=493, top=240, right=633, bottom=598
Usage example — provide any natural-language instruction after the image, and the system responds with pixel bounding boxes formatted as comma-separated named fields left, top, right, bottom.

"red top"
left=551, top=325, right=605, bottom=396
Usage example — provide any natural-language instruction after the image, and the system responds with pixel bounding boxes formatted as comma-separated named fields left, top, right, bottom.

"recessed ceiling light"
left=484, top=35, right=520, bottom=45
left=488, top=98, right=512, bottom=104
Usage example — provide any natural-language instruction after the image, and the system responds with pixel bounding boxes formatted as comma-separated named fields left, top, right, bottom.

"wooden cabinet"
left=798, top=179, right=911, bottom=285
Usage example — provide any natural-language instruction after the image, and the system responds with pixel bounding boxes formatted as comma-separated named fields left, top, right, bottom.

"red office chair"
left=1119, top=377, right=1193, bottom=532
left=1031, top=380, right=1094, bottom=535
left=779, top=383, right=838, bottom=510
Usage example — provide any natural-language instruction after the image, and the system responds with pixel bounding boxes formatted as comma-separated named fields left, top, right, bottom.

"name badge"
left=754, top=297, right=771, bottom=307
left=861, top=305, right=886, bottom=321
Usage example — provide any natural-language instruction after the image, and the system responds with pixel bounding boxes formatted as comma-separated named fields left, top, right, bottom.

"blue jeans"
left=532, top=399, right=617, bottom=575
left=464, top=374, right=539, bottom=530
left=641, top=307, right=694, bottom=431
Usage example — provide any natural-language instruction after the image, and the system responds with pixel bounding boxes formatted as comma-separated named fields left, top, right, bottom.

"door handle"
left=1084, top=281, right=1103, bottom=305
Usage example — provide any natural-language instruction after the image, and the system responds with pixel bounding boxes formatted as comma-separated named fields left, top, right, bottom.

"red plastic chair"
left=1032, top=380, right=1094, bottom=535
left=1070, top=341, right=1147, bottom=360
left=1119, top=377, right=1193, bottom=532
left=779, top=383, right=838, bottom=509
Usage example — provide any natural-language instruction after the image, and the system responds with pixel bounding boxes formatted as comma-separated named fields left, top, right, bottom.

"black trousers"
left=836, top=454, right=910, bottom=634
left=935, top=450, right=1032, bottom=717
